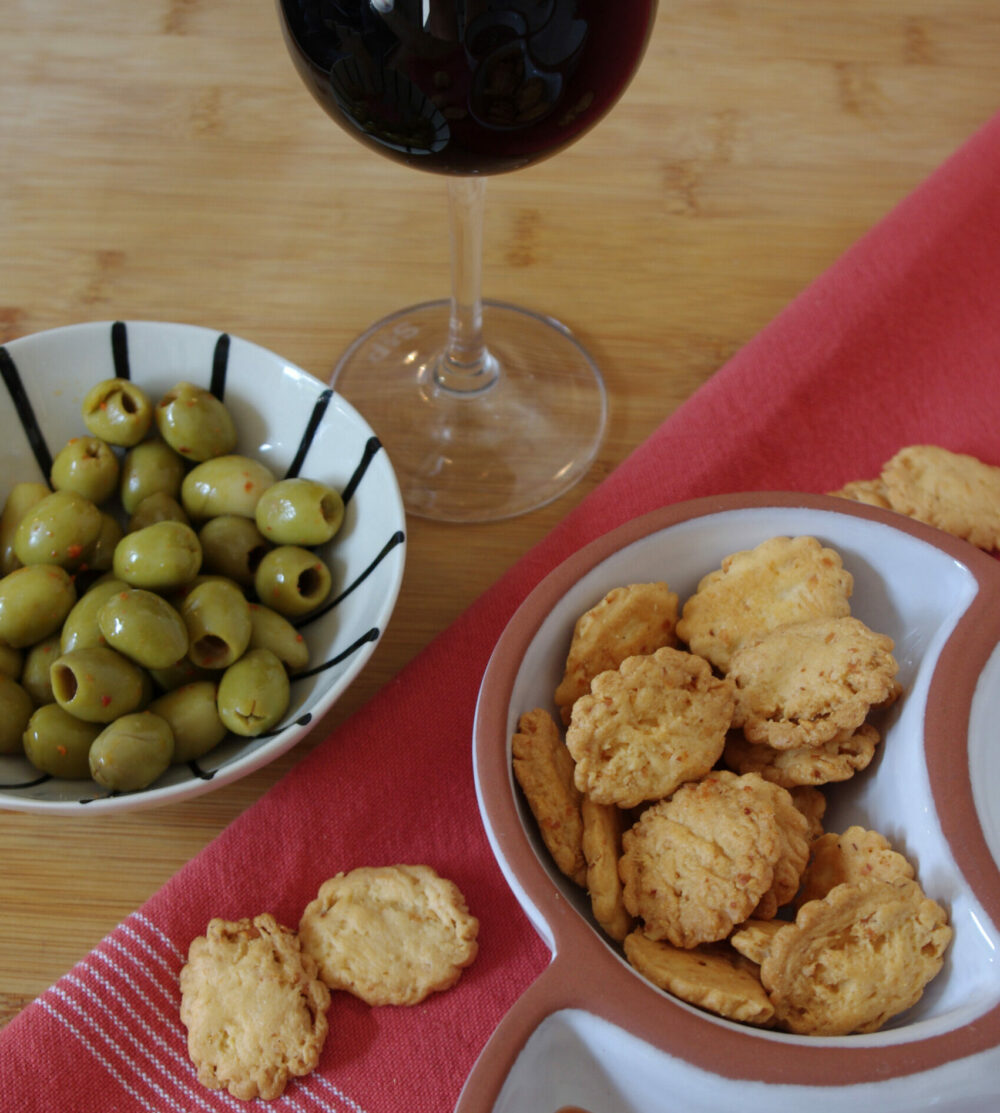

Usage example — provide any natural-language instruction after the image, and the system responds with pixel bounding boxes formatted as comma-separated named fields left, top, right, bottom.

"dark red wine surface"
left=278, top=0, right=656, bottom=175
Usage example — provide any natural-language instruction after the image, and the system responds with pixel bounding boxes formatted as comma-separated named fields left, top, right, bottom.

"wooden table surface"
left=2, top=0, right=999, bottom=1029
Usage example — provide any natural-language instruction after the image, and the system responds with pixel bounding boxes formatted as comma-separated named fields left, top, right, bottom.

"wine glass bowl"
left=277, top=1, right=657, bottom=520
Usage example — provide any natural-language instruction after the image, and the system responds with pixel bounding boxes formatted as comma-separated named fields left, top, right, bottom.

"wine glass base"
left=330, top=300, right=607, bottom=522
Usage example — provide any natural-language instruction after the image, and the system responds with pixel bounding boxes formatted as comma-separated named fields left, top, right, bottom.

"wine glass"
left=277, top=0, right=657, bottom=521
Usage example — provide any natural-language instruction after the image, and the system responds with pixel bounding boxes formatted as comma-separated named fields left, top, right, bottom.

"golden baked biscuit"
left=793, top=826, right=915, bottom=908
left=761, top=878, right=952, bottom=1035
left=788, top=785, right=827, bottom=841
left=676, top=536, right=854, bottom=672
left=581, top=796, right=633, bottom=941
left=728, top=918, right=787, bottom=966
left=179, top=913, right=330, bottom=1101
left=729, top=617, right=899, bottom=750
left=566, top=647, right=735, bottom=808
left=881, top=444, right=1000, bottom=550
left=512, top=707, right=587, bottom=886
left=828, top=478, right=893, bottom=508
left=298, top=865, right=479, bottom=1007
left=555, top=582, right=680, bottom=725
left=624, top=932, right=775, bottom=1026
left=619, top=772, right=782, bottom=948
left=750, top=780, right=811, bottom=920
left=723, top=722, right=881, bottom=788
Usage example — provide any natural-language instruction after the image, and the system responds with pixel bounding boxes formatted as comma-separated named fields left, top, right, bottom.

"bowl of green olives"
left=0, top=320, right=406, bottom=814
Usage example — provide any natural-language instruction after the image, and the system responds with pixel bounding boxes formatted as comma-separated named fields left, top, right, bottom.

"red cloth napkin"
left=4, top=107, right=1000, bottom=1112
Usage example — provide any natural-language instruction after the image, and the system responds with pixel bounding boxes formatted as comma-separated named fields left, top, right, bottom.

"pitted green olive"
left=254, top=478, right=344, bottom=546
left=98, top=588, right=189, bottom=669
left=0, top=564, right=77, bottom=648
left=198, top=514, right=272, bottom=587
left=148, top=656, right=214, bottom=693
left=127, top=492, right=189, bottom=533
left=253, top=546, right=331, bottom=617
left=112, top=520, right=202, bottom=590
left=86, top=512, right=125, bottom=573
left=216, top=648, right=290, bottom=737
left=120, top=439, right=186, bottom=514
left=50, top=645, right=146, bottom=723
left=155, top=382, right=237, bottom=462
left=180, top=579, right=252, bottom=669
left=0, top=641, right=23, bottom=679
left=20, top=635, right=60, bottom=705
left=1, top=481, right=50, bottom=575
left=180, top=455, right=276, bottom=520
left=82, top=378, right=154, bottom=447
left=22, top=703, right=101, bottom=778
left=50, top=436, right=120, bottom=505
left=149, top=681, right=227, bottom=763
left=13, top=489, right=103, bottom=570
left=247, top=603, right=310, bottom=672
left=61, top=576, right=128, bottom=653
left=89, top=711, right=174, bottom=792
left=0, top=674, right=34, bottom=754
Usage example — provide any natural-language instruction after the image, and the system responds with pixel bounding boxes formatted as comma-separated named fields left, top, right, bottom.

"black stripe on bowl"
left=0, top=345, right=54, bottom=480
left=111, top=320, right=130, bottom=378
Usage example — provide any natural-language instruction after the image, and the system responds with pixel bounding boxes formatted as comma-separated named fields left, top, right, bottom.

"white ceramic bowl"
left=0, top=320, right=406, bottom=815
left=465, top=493, right=1000, bottom=1113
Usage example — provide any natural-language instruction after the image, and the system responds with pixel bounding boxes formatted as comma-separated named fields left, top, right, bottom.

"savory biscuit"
left=728, top=918, right=787, bottom=966
left=619, top=771, right=781, bottom=948
left=554, top=582, right=680, bottom=725
left=581, top=796, right=633, bottom=941
left=298, top=865, right=479, bottom=1007
left=624, top=932, right=774, bottom=1026
left=675, top=536, right=854, bottom=672
left=512, top=707, right=587, bottom=886
left=750, top=780, right=811, bottom=920
left=760, top=878, right=952, bottom=1035
left=179, top=913, right=330, bottom=1101
left=788, top=785, right=827, bottom=841
left=828, top=478, right=893, bottom=509
left=566, top=647, right=735, bottom=808
left=729, top=617, right=898, bottom=750
left=793, top=826, right=915, bottom=908
left=881, top=444, right=1000, bottom=550
left=723, top=722, right=881, bottom=788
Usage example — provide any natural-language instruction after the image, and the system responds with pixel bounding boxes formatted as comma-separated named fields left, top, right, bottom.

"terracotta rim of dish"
left=472, top=491, right=1000, bottom=1090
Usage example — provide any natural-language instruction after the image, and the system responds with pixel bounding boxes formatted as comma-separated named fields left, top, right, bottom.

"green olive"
left=50, top=436, right=120, bottom=505
left=0, top=640, right=23, bottom=680
left=198, top=514, right=272, bottom=587
left=155, top=382, right=237, bottom=462
left=20, top=635, right=60, bottom=705
left=127, top=492, right=189, bottom=533
left=0, top=564, right=77, bottom=648
left=253, top=546, right=331, bottom=618
left=98, top=588, right=189, bottom=669
left=22, top=703, right=101, bottom=778
left=0, top=674, right=34, bottom=754
left=247, top=603, right=310, bottom=672
left=148, top=656, right=214, bottom=692
left=13, top=489, right=103, bottom=570
left=216, top=648, right=290, bottom=737
left=149, top=681, right=227, bottom=763
left=61, top=576, right=128, bottom=653
left=81, top=378, right=154, bottom=447
left=254, top=478, right=345, bottom=546
left=50, top=645, right=146, bottom=723
left=180, top=454, right=276, bottom=520
left=112, top=520, right=202, bottom=590
left=85, top=512, right=124, bottom=573
left=120, top=439, right=186, bottom=515
left=179, top=579, right=252, bottom=669
left=89, top=711, right=174, bottom=792
left=1, top=481, right=50, bottom=575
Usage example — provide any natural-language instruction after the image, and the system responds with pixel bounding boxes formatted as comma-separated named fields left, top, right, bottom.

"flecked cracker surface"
left=724, top=722, right=881, bottom=788
left=581, top=796, right=632, bottom=941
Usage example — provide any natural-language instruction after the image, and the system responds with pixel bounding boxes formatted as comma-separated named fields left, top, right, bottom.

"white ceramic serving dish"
left=0, top=320, right=406, bottom=815
left=464, top=493, right=1000, bottom=1113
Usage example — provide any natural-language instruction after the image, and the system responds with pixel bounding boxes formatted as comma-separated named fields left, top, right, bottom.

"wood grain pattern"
left=2, top=0, right=999, bottom=1027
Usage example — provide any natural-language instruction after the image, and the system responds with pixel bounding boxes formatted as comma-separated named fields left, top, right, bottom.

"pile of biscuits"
left=512, top=535, right=953, bottom=1036
left=179, top=864, right=478, bottom=1101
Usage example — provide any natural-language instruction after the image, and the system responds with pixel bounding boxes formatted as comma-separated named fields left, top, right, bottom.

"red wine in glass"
left=277, top=1, right=658, bottom=520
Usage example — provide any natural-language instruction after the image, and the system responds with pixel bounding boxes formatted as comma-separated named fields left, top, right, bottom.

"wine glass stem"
left=436, top=176, right=499, bottom=394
